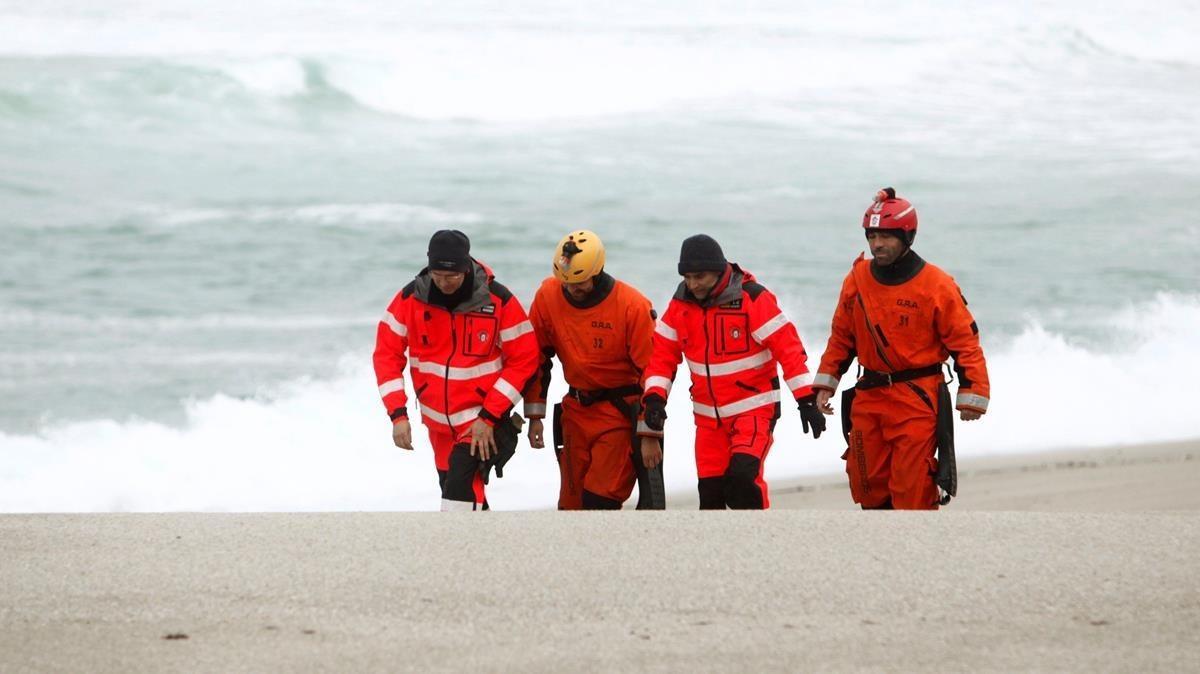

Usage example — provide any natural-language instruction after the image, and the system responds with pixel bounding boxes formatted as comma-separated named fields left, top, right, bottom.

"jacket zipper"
left=445, top=308, right=456, bottom=433
left=701, top=307, right=721, bottom=424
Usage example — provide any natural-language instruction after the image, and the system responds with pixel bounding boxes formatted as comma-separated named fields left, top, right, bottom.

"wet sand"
left=2, top=440, right=1197, bottom=673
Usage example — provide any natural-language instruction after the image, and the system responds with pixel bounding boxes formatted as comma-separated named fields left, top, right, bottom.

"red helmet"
left=862, top=187, right=917, bottom=245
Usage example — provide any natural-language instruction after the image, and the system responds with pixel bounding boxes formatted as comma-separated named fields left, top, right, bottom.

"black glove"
left=643, top=394, right=667, bottom=432
left=797, top=394, right=825, bottom=439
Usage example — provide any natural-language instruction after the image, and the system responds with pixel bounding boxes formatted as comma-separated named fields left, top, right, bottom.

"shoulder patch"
left=488, top=280, right=513, bottom=304
left=742, top=281, right=766, bottom=301
left=401, top=281, right=416, bottom=299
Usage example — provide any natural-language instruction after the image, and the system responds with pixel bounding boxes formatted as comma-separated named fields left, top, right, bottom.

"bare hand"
left=816, top=389, right=835, bottom=415
left=640, top=436, right=663, bottom=469
left=527, top=418, right=545, bottom=449
left=392, top=420, right=413, bottom=450
left=959, top=409, right=983, bottom=421
left=470, top=418, right=497, bottom=461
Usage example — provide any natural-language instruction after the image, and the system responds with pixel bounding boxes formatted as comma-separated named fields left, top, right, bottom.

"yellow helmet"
left=552, top=229, right=605, bottom=284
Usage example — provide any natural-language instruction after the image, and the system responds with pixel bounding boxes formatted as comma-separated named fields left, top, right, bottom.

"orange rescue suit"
left=814, top=253, right=989, bottom=510
left=521, top=273, right=656, bottom=509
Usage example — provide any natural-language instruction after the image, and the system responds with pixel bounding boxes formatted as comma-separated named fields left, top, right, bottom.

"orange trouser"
left=843, top=376, right=940, bottom=510
left=695, top=414, right=775, bottom=510
left=558, top=396, right=637, bottom=510
left=429, top=428, right=487, bottom=510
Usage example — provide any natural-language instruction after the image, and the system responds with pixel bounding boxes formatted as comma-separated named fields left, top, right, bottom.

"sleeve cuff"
left=524, top=402, right=547, bottom=418
left=955, top=392, right=989, bottom=413
left=389, top=407, right=408, bottom=422
left=812, top=372, right=840, bottom=392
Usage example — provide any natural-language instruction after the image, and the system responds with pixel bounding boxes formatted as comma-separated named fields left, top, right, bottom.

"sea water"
left=2, top=0, right=1198, bottom=510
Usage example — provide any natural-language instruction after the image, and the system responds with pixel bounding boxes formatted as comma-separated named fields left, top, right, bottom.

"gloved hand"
left=797, top=394, right=825, bottom=439
left=643, top=394, right=667, bottom=432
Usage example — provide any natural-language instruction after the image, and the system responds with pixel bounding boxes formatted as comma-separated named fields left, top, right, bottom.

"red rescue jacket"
left=639, top=264, right=814, bottom=434
left=373, top=260, right=539, bottom=436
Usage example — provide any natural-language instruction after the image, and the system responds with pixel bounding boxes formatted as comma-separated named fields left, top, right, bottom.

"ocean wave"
left=2, top=293, right=1198, bottom=512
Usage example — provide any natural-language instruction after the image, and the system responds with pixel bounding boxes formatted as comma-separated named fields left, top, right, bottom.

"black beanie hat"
left=677, top=234, right=728, bottom=275
left=427, top=230, right=472, bottom=273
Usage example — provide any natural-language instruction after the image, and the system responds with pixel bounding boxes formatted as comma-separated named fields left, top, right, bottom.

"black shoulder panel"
left=742, top=281, right=766, bottom=301
left=401, top=281, right=416, bottom=299
left=488, top=280, right=514, bottom=304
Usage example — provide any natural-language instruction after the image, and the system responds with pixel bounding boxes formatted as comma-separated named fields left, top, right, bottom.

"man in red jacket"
left=373, top=230, right=539, bottom=511
left=638, top=235, right=826, bottom=509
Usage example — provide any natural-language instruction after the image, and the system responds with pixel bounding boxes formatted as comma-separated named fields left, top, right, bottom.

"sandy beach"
left=2, top=440, right=1198, bottom=673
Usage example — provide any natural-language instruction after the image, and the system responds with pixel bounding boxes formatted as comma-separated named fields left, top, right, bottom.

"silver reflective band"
left=654, top=320, right=678, bottom=341
left=524, top=403, right=547, bottom=417
left=381, top=311, right=406, bottom=337
left=499, top=320, right=533, bottom=342
left=637, top=419, right=663, bottom=436
left=688, top=350, right=772, bottom=377
left=440, top=499, right=476, bottom=512
left=420, top=403, right=483, bottom=428
left=785, top=372, right=814, bottom=391
left=378, top=377, right=405, bottom=398
left=813, top=373, right=840, bottom=391
left=693, top=390, right=781, bottom=418
left=894, top=205, right=915, bottom=219
left=956, top=392, right=989, bottom=412
left=410, top=356, right=502, bottom=381
left=493, top=377, right=522, bottom=405
left=644, top=375, right=673, bottom=395
left=752, top=312, right=789, bottom=343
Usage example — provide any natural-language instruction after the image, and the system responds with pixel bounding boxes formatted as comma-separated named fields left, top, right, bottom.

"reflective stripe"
left=441, top=499, right=476, bottom=512
left=894, top=205, right=915, bottom=219
left=687, top=351, right=772, bottom=377
left=524, top=402, right=547, bottom=417
left=637, top=420, right=663, bottom=437
left=410, top=356, right=502, bottom=381
left=644, top=375, right=673, bottom=395
left=381, top=311, right=406, bottom=337
left=752, top=312, right=789, bottom=343
left=956, top=392, right=989, bottom=412
left=499, top=320, right=533, bottom=343
left=813, top=373, right=840, bottom=391
left=378, top=377, right=405, bottom=398
left=654, top=320, right=678, bottom=342
left=420, top=403, right=483, bottom=428
left=692, top=390, right=780, bottom=418
left=493, top=377, right=522, bottom=405
left=785, top=372, right=814, bottom=391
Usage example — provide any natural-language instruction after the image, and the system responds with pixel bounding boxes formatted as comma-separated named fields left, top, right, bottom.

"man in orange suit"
left=813, top=188, right=990, bottom=510
left=522, top=230, right=661, bottom=509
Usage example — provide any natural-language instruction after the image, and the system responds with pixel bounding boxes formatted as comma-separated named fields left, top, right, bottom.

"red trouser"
left=428, top=427, right=487, bottom=511
left=694, top=414, right=775, bottom=510
left=844, top=377, right=940, bottom=510
left=558, top=397, right=636, bottom=510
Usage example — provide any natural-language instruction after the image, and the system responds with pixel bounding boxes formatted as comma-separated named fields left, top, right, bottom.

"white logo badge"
left=869, top=214, right=881, bottom=228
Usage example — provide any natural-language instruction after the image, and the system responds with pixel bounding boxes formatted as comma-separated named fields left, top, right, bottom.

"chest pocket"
left=462, top=314, right=499, bottom=357
left=714, top=312, right=750, bottom=355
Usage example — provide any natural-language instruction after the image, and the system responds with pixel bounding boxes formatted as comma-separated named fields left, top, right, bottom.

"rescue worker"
left=521, top=230, right=660, bottom=510
left=373, top=230, right=539, bottom=511
left=637, top=234, right=825, bottom=509
left=812, top=188, right=990, bottom=510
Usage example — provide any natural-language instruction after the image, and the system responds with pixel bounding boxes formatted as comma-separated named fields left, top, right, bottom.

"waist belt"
left=567, top=384, right=643, bottom=407
left=855, top=364, right=943, bottom=391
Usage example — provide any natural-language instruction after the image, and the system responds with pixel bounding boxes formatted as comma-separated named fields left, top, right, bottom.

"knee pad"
left=442, top=443, right=479, bottom=504
left=581, top=490, right=621, bottom=510
left=697, top=477, right=725, bottom=510
left=724, top=453, right=763, bottom=510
